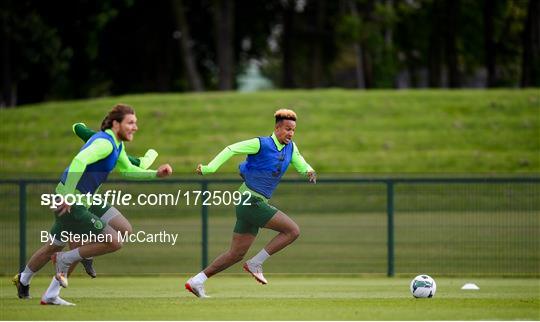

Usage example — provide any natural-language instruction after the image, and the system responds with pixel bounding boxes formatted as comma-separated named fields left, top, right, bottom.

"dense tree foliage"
left=1, top=0, right=536, bottom=106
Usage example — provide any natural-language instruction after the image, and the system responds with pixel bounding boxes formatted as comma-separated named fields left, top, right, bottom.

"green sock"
left=128, top=155, right=141, bottom=167
left=73, top=123, right=95, bottom=142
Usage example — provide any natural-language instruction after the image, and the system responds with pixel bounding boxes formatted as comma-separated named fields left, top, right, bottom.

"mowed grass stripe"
left=1, top=276, right=538, bottom=320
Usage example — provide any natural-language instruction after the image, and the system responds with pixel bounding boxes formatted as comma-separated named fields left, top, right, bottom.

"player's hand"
left=54, top=202, right=71, bottom=216
left=195, top=164, right=203, bottom=175
left=157, top=164, right=173, bottom=177
left=307, top=171, right=317, bottom=184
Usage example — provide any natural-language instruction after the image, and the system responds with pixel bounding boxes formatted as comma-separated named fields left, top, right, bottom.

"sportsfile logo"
left=40, top=189, right=252, bottom=208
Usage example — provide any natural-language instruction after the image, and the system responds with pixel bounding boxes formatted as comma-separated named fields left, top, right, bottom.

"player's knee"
left=111, top=240, right=123, bottom=251
left=109, top=238, right=123, bottom=251
left=289, top=226, right=300, bottom=240
left=121, top=224, right=133, bottom=236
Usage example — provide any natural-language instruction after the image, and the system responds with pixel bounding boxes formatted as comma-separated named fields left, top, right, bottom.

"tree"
left=521, top=0, right=540, bottom=87
left=309, top=0, right=325, bottom=88
left=427, top=1, right=443, bottom=87
left=346, top=0, right=366, bottom=88
left=0, top=0, right=69, bottom=107
left=171, top=0, right=205, bottom=92
left=281, top=0, right=297, bottom=88
left=214, top=0, right=234, bottom=90
left=444, top=0, right=461, bottom=88
left=484, top=0, right=497, bottom=87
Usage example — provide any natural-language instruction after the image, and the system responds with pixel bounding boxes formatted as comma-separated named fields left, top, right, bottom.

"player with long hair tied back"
left=13, top=104, right=172, bottom=305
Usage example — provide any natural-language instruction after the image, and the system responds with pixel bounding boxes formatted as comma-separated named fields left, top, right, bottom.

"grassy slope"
left=0, top=89, right=539, bottom=174
left=1, top=276, right=538, bottom=320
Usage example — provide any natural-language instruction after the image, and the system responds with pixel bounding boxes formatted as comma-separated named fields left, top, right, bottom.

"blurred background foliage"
left=1, top=0, right=538, bottom=107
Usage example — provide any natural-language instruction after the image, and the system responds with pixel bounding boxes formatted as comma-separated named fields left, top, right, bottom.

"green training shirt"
left=200, top=133, right=314, bottom=200
left=73, top=122, right=158, bottom=168
left=57, top=129, right=158, bottom=201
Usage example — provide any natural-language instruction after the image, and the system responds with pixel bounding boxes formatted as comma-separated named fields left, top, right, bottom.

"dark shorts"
left=234, top=194, right=278, bottom=236
left=49, top=204, right=111, bottom=245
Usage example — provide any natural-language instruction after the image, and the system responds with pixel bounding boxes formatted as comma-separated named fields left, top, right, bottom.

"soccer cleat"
left=185, top=278, right=210, bottom=298
left=12, top=274, right=31, bottom=299
left=51, top=253, right=69, bottom=288
left=81, top=258, right=97, bottom=278
left=40, top=296, right=75, bottom=306
left=243, top=261, right=268, bottom=285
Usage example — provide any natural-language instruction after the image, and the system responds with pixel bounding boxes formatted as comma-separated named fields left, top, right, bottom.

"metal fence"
left=1, top=177, right=538, bottom=276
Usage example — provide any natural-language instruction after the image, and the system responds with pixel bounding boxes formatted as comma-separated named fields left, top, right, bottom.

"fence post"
left=201, top=181, right=209, bottom=270
left=387, top=180, right=395, bottom=277
left=19, top=181, right=27, bottom=272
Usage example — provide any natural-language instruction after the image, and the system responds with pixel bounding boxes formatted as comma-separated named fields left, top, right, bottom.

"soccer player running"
left=185, top=109, right=316, bottom=298
left=41, top=122, right=158, bottom=281
left=13, top=104, right=172, bottom=305
left=69, top=122, right=159, bottom=278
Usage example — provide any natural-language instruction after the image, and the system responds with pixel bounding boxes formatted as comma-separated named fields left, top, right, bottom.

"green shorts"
left=234, top=194, right=278, bottom=236
left=49, top=204, right=111, bottom=245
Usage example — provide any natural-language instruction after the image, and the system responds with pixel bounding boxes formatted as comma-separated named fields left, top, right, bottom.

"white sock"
left=63, top=248, right=83, bottom=263
left=192, top=272, right=208, bottom=284
left=44, top=277, right=62, bottom=299
left=19, top=266, right=34, bottom=286
left=250, top=249, right=270, bottom=265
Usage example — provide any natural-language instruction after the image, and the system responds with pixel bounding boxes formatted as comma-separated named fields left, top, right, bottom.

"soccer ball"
left=410, top=274, right=436, bottom=298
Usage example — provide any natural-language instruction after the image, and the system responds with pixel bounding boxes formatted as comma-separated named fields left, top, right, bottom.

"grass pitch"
left=1, top=275, right=538, bottom=320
